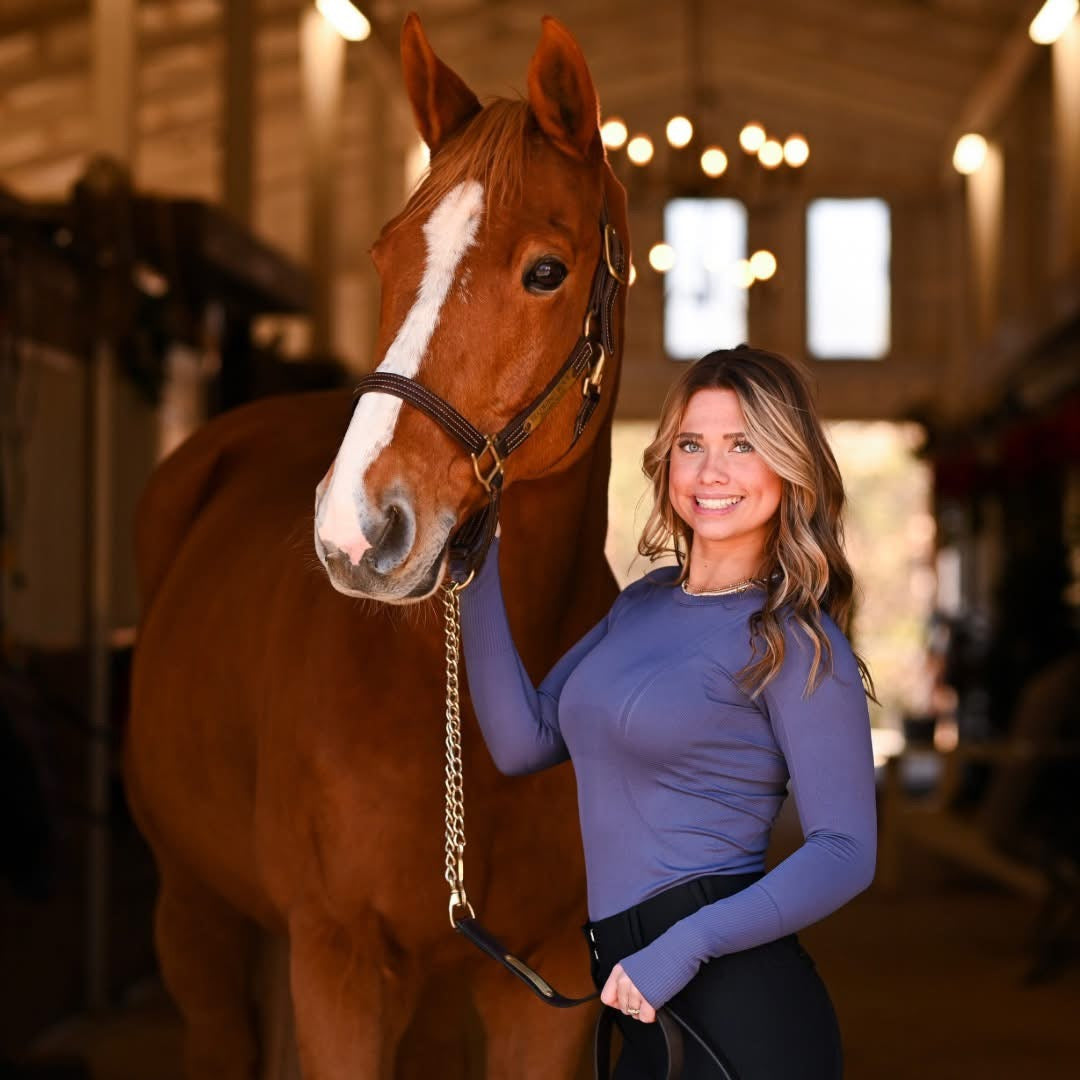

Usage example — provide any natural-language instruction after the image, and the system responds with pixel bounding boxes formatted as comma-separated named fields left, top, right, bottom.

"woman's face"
left=667, top=388, right=783, bottom=564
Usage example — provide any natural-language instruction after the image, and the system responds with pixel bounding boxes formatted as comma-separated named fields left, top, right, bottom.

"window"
left=663, top=198, right=748, bottom=360
left=806, top=198, right=890, bottom=359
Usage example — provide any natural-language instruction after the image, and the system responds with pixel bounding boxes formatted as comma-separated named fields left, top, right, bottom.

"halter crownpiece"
left=351, top=201, right=626, bottom=587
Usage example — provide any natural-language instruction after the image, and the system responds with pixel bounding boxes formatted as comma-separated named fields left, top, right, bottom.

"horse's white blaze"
left=317, top=180, right=484, bottom=562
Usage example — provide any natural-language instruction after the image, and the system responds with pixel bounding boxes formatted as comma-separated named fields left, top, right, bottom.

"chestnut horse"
left=125, top=13, right=630, bottom=1080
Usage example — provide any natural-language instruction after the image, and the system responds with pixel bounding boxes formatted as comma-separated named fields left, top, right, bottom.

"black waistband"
left=584, top=871, right=766, bottom=962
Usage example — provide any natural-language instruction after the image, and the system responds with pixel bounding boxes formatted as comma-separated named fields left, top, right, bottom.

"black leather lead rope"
left=593, top=1003, right=738, bottom=1080
left=458, top=917, right=732, bottom=1078
left=594, top=1007, right=684, bottom=1080
left=454, top=917, right=598, bottom=1007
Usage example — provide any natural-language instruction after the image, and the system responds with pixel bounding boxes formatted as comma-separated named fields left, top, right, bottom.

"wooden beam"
left=299, top=5, right=344, bottom=356
left=86, top=0, right=136, bottom=1016
left=0, top=7, right=262, bottom=94
left=596, top=61, right=948, bottom=139
left=1050, top=17, right=1080, bottom=276
left=943, top=0, right=1047, bottom=181
left=0, top=0, right=84, bottom=37
left=967, top=142, right=1005, bottom=342
left=223, top=0, right=254, bottom=223
left=425, top=0, right=974, bottom=125
left=91, top=0, right=134, bottom=160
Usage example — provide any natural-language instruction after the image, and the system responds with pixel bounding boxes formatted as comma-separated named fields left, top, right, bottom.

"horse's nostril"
left=370, top=499, right=415, bottom=574
left=373, top=505, right=397, bottom=550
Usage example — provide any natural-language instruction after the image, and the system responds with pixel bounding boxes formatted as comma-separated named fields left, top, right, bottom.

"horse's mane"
left=400, top=97, right=534, bottom=225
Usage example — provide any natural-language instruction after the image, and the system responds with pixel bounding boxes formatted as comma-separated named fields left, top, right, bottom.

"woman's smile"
left=693, top=494, right=745, bottom=514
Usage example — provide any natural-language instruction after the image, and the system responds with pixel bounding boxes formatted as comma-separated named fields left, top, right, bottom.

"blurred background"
left=1, top=0, right=1078, bottom=1077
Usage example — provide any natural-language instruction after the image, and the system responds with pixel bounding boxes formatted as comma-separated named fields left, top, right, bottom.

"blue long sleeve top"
left=458, top=536, right=877, bottom=1009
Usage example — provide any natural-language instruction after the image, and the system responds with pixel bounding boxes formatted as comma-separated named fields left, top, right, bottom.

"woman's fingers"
left=600, top=963, right=656, bottom=1022
left=599, top=964, right=621, bottom=1008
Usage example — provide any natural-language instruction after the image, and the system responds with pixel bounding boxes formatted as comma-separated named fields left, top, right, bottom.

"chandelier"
left=601, top=115, right=810, bottom=181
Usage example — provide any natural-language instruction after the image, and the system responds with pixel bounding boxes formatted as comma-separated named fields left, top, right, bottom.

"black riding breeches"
left=584, top=871, right=844, bottom=1080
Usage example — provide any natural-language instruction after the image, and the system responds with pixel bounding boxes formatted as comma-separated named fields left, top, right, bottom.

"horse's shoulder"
left=135, top=388, right=354, bottom=607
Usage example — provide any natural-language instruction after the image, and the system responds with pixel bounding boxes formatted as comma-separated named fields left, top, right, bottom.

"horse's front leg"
left=154, top=856, right=260, bottom=1080
left=288, top=906, right=418, bottom=1080
left=473, top=917, right=598, bottom=1080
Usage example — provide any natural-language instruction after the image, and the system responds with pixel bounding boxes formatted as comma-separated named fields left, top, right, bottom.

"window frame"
left=805, top=196, right=892, bottom=363
left=662, top=196, right=750, bottom=362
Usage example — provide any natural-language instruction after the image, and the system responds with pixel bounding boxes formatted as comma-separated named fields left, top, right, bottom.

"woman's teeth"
left=695, top=496, right=743, bottom=510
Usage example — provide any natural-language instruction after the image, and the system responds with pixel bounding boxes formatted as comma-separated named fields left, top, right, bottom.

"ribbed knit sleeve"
left=458, top=536, right=614, bottom=776
left=618, top=610, right=878, bottom=1009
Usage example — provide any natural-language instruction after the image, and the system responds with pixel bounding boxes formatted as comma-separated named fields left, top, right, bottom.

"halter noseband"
left=351, top=202, right=627, bottom=586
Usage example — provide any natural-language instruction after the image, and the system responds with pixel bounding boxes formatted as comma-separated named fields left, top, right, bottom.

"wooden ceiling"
left=0, top=0, right=1043, bottom=264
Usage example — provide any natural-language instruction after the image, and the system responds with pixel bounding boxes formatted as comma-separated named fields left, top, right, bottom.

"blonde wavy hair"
left=639, top=345, right=878, bottom=706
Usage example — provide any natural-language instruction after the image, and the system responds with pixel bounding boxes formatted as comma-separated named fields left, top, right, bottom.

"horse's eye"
left=524, top=258, right=568, bottom=293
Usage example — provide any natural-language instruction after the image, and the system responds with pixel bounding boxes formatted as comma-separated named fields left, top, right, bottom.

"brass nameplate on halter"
left=521, top=344, right=594, bottom=434
left=504, top=954, right=556, bottom=998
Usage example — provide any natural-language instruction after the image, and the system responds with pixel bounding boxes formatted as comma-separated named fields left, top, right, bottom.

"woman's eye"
left=524, top=258, right=568, bottom=292
left=676, top=438, right=752, bottom=454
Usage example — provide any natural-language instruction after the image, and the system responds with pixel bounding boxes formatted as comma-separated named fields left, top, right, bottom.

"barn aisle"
left=25, top=806, right=1080, bottom=1080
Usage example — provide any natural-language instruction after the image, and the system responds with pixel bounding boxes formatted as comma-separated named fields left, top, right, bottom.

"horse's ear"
left=526, top=16, right=601, bottom=162
left=401, top=11, right=482, bottom=154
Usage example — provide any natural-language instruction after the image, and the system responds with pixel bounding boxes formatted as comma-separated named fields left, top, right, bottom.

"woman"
left=459, top=346, right=879, bottom=1078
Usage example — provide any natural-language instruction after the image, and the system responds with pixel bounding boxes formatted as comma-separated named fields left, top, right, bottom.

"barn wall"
left=615, top=182, right=957, bottom=422
left=4, top=347, right=156, bottom=649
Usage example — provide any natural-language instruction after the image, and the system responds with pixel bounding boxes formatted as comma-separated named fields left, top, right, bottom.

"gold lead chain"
left=442, top=581, right=475, bottom=926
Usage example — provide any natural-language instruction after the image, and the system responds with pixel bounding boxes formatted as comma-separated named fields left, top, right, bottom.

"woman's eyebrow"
left=675, top=430, right=746, bottom=439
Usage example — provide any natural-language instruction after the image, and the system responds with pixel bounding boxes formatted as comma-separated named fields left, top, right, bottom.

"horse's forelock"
left=400, top=98, right=534, bottom=229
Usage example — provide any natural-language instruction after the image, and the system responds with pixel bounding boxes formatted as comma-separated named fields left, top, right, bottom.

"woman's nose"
left=699, top=452, right=730, bottom=483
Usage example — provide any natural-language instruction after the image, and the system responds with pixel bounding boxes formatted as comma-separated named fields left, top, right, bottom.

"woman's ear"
left=526, top=16, right=601, bottom=162
left=401, top=11, right=482, bottom=154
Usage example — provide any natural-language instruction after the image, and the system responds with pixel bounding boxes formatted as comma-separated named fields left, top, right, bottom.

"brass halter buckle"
left=470, top=436, right=504, bottom=494
left=583, top=344, right=606, bottom=396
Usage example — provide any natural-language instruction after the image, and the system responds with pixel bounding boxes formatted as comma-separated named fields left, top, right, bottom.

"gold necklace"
left=681, top=577, right=759, bottom=596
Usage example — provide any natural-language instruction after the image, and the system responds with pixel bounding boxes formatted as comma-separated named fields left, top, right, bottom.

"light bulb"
left=627, top=135, right=654, bottom=165
left=700, top=147, right=728, bottom=178
left=783, top=135, right=809, bottom=168
left=316, top=0, right=371, bottom=41
left=666, top=116, right=694, bottom=148
left=739, top=123, right=766, bottom=153
left=953, top=133, right=987, bottom=175
left=648, top=243, right=675, bottom=273
left=758, top=139, right=783, bottom=169
left=601, top=118, right=628, bottom=150
left=750, top=250, right=777, bottom=281
left=1029, top=0, right=1078, bottom=45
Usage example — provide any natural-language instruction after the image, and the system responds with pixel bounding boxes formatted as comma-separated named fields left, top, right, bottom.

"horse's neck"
left=496, top=422, right=615, bottom=640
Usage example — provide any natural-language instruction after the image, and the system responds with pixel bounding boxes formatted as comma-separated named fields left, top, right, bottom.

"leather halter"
left=351, top=202, right=626, bottom=586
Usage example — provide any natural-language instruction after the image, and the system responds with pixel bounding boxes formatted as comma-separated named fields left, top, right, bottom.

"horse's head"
left=314, top=12, right=628, bottom=603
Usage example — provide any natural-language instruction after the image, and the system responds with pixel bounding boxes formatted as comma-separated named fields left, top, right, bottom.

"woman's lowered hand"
left=600, top=962, right=656, bottom=1023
